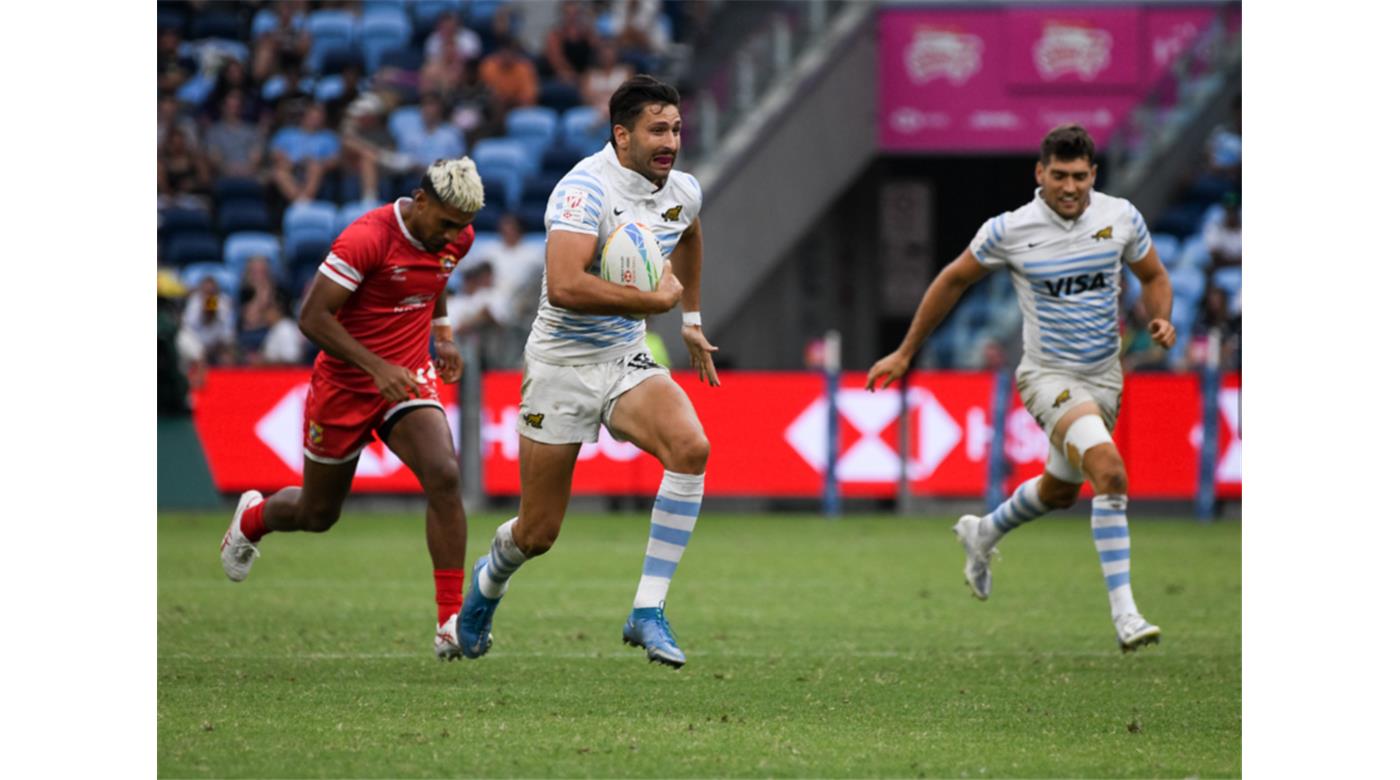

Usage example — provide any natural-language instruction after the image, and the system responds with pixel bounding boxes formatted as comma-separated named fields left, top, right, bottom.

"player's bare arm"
left=866, top=248, right=990, bottom=390
left=299, top=274, right=420, bottom=402
left=669, top=217, right=719, bottom=386
left=545, top=230, right=683, bottom=315
left=431, top=294, right=462, bottom=383
left=1128, top=246, right=1177, bottom=349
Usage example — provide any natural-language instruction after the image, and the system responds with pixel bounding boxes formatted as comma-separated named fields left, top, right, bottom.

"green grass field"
left=159, top=509, right=1240, bottom=778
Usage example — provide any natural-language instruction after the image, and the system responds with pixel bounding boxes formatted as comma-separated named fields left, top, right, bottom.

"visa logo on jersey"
left=1043, top=272, right=1109, bottom=297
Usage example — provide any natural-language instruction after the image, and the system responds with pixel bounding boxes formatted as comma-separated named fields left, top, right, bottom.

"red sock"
left=240, top=500, right=268, bottom=543
left=434, top=569, right=465, bottom=625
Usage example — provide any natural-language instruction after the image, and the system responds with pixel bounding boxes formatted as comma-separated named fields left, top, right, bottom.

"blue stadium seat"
left=336, top=201, right=377, bottom=233
left=158, top=5, right=187, bottom=32
left=537, top=79, right=582, bottom=113
left=1169, top=265, right=1206, bottom=307
left=477, top=167, right=523, bottom=213
left=506, top=107, right=560, bottom=158
left=1177, top=234, right=1211, bottom=270
left=473, top=137, right=535, bottom=176
left=261, top=74, right=291, bottom=103
left=283, top=229, right=334, bottom=270
left=213, top=176, right=264, bottom=206
left=307, top=9, right=357, bottom=44
left=175, top=72, right=216, bottom=106
left=190, top=12, right=244, bottom=41
left=308, top=39, right=361, bottom=75
left=284, top=201, right=339, bottom=235
left=167, top=233, right=223, bottom=268
left=224, top=232, right=283, bottom=279
left=1122, top=268, right=1142, bottom=308
left=314, top=75, right=347, bottom=103
left=180, top=262, right=238, bottom=299
left=218, top=201, right=273, bottom=235
left=251, top=8, right=298, bottom=39
left=377, top=47, right=423, bottom=72
left=516, top=202, right=547, bottom=235
left=389, top=105, right=425, bottom=147
left=522, top=174, right=558, bottom=204
left=561, top=106, right=608, bottom=156
left=473, top=203, right=503, bottom=233
left=465, top=0, right=502, bottom=29
left=541, top=146, right=582, bottom=182
left=411, top=1, right=460, bottom=36
left=160, top=208, right=214, bottom=239
left=361, top=9, right=412, bottom=72
left=1151, top=234, right=1180, bottom=267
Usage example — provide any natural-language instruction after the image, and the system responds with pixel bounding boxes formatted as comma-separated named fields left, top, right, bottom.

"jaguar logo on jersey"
left=1052, top=389, right=1071, bottom=408
left=1092, top=226, right=1113, bottom=241
left=1043, top=272, right=1109, bottom=297
left=308, top=421, right=324, bottom=445
left=522, top=412, right=545, bottom=429
left=662, top=205, right=682, bottom=221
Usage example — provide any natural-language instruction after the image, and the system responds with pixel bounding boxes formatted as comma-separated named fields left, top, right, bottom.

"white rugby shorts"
left=516, top=350, right=670, bottom=444
left=1015, top=360, right=1124, bottom=483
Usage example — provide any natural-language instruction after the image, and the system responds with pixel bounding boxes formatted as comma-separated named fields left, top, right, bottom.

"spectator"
left=269, top=102, right=340, bottom=203
left=251, top=0, right=310, bottom=84
left=260, top=294, right=309, bottom=365
left=205, top=90, right=265, bottom=178
left=612, top=0, right=669, bottom=66
left=158, top=26, right=194, bottom=95
left=238, top=255, right=281, bottom=334
left=544, top=1, right=601, bottom=87
left=182, top=275, right=237, bottom=365
left=452, top=213, right=544, bottom=367
left=480, top=35, right=539, bottom=111
left=158, top=270, right=194, bottom=413
left=340, top=93, right=414, bottom=203
left=447, top=262, right=498, bottom=336
left=399, top=94, right=467, bottom=168
left=158, top=93, right=198, bottom=149
left=1204, top=192, right=1242, bottom=272
left=158, top=126, right=213, bottom=210
left=1189, top=287, right=1241, bottom=371
left=581, top=41, right=634, bottom=117
left=202, top=57, right=256, bottom=123
left=421, top=11, right=483, bottom=94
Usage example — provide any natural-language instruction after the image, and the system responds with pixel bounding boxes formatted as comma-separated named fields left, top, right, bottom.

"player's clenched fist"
left=652, top=261, right=684, bottom=312
left=1147, top=318, right=1176, bottom=350
left=434, top=337, right=463, bottom=384
left=866, top=351, right=911, bottom=391
left=370, top=362, right=420, bottom=402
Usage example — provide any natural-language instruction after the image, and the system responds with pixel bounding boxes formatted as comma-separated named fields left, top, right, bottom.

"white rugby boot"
left=436, top=614, right=464, bottom=660
left=953, top=514, right=997, bottom=600
left=220, top=490, right=263, bottom=582
left=1115, top=612, right=1162, bottom=652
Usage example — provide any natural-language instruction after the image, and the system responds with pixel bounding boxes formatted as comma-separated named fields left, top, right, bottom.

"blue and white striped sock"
left=1091, top=495, right=1139, bottom=618
left=633, top=470, right=703, bottom=609
left=978, top=476, right=1052, bottom=547
left=477, top=517, right=527, bottom=599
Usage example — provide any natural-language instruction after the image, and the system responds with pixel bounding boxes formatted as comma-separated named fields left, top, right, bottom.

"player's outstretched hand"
left=653, top=261, right=684, bottom=312
left=370, top=361, right=421, bottom=403
left=1147, top=318, right=1177, bottom=350
left=682, top=324, right=721, bottom=387
left=865, top=351, right=911, bottom=391
left=434, top=336, right=463, bottom=384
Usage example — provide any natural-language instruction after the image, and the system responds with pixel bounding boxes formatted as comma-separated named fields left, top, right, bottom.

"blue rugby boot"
left=622, top=604, right=686, bottom=668
left=456, top=555, right=499, bottom=659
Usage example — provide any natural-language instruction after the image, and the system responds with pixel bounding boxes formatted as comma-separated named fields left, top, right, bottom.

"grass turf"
left=159, top=510, right=1240, bottom=778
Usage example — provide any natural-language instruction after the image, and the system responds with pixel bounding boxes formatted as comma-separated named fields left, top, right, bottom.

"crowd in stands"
left=157, top=0, right=696, bottom=394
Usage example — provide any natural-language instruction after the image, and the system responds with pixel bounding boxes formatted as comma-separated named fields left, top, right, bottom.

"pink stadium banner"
left=879, top=4, right=1231, bottom=152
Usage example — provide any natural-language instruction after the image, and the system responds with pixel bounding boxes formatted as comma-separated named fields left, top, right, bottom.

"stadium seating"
left=223, top=232, right=283, bottom=279
left=218, top=202, right=273, bottom=235
left=410, top=1, right=459, bottom=37
left=283, top=228, right=334, bottom=271
left=160, top=208, right=214, bottom=239
left=1177, top=234, right=1212, bottom=270
left=212, top=177, right=265, bottom=206
left=1152, top=234, right=1180, bottom=268
left=283, top=201, right=339, bottom=235
left=473, top=137, right=536, bottom=176
left=477, top=167, right=523, bottom=214
left=314, top=75, right=347, bottom=103
left=1212, top=267, right=1242, bottom=301
left=561, top=106, right=609, bottom=156
left=190, top=11, right=244, bottom=41
left=180, top=262, right=239, bottom=299
left=506, top=107, right=560, bottom=159
left=538, top=80, right=583, bottom=113
left=1169, top=265, right=1207, bottom=308
left=389, top=105, right=425, bottom=147
left=336, top=201, right=377, bottom=233
left=167, top=233, right=223, bottom=268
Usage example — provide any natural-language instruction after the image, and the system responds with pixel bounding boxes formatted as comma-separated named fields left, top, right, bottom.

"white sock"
left=1091, top=495, right=1139, bottom=618
left=477, top=518, right=527, bottom=599
left=633, top=471, right=703, bottom=609
left=978, top=476, right=1052, bottom=547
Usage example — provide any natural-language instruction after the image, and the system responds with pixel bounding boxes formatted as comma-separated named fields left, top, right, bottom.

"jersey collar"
left=603, top=144, right=669, bottom=198
left=394, top=197, right=426, bottom=251
left=1033, top=187, right=1095, bottom=230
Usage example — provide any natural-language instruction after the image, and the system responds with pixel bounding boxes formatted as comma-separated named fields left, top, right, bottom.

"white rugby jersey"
left=970, top=188, right=1152, bottom=374
left=526, top=145, right=702, bottom=365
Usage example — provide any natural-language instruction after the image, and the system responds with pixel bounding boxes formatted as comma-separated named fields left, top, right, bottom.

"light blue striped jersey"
left=970, top=189, right=1152, bottom=374
left=527, top=145, right=703, bottom=365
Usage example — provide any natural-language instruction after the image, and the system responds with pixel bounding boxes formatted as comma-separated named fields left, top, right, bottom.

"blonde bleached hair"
left=424, top=156, right=485, bottom=213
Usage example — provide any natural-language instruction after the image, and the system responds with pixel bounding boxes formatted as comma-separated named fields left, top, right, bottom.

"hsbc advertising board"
left=191, top=369, right=1238, bottom=499
left=880, top=4, right=1239, bottom=152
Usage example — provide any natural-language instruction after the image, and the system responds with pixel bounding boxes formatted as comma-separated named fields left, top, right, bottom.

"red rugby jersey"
left=313, top=199, right=474, bottom=393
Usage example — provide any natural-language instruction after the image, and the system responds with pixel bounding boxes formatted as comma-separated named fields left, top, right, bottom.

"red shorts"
left=303, top=362, right=443, bottom=464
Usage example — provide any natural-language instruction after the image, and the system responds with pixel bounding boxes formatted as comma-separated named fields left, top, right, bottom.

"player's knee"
left=666, top=431, right=710, bottom=474
left=421, top=458, right=461, bottom=499
left=1095, top=467, right=1129, bottom=496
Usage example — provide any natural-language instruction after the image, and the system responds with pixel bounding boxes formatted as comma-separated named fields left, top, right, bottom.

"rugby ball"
left=600, top=222, right=663, bottom=301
